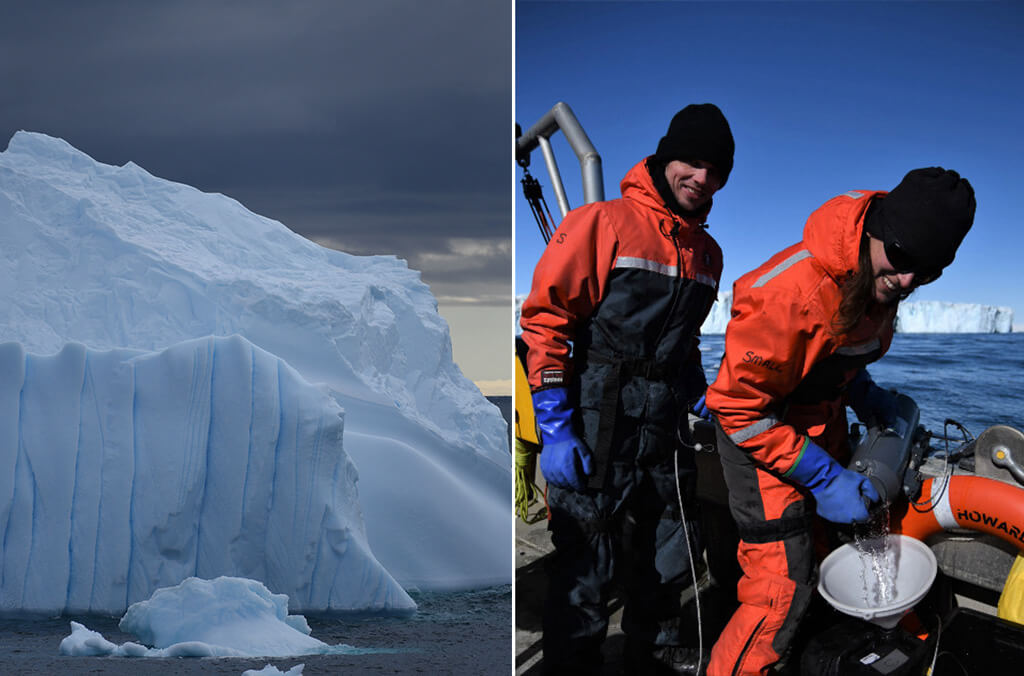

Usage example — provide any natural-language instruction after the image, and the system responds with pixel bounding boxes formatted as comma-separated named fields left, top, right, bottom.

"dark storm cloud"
left=0, top=0, right=511, bottom=306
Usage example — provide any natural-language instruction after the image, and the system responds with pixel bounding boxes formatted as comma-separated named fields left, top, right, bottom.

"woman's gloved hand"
left=532, top=387, right=593, bottom=491
left=692, top=393, right=711, bottom=420
left=847, top=369, right=900, bottom=428
left=787, top=439, right=880, bottom=523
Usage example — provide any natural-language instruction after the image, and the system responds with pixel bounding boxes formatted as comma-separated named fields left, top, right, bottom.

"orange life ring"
left=894, top=475, right=1024, bottom=550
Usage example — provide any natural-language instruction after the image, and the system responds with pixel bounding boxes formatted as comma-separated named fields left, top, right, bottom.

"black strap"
left=583, top=349, right=683, bottom=383
left=577, top=516, right=617, bottom=535
left=736, top=514, right=812, bottom=544
left=587, top=358, right=622, bottom=490
left=582, top=349, right=695, bottom=490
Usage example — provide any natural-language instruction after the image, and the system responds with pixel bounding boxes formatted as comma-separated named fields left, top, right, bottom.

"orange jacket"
left=520, top=158, right=723, bottom=392
left=706, top=190, right=897, bottom=474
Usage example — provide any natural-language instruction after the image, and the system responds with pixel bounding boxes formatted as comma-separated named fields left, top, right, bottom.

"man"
left=704, top=168, right=975, bottom=675
left=519, top=103, right=735, bottom=675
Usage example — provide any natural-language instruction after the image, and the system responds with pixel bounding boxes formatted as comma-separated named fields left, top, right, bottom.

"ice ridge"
left=0, top=335, right=413, bottom=615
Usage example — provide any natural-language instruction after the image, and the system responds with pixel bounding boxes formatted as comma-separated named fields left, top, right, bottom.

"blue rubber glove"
left=847, top=369, right=900, bottom=428
left=692, top=394, right=711, bottom=420
left=787, top=439, right=880, bottom=523
left=532, top=388, right=593, bottom=491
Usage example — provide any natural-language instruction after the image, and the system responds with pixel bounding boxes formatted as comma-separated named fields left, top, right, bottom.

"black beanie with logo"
left=653, top=103, right=735, bottom=186
left=864, top=167, right=976, bottom=272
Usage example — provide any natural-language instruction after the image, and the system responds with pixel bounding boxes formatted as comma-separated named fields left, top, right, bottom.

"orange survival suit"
left=520, top=158, right=722, bottom=673
left=704, top=190, right=897, bottom=675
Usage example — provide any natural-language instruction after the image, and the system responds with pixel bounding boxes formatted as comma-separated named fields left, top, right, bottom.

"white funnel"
left=818, top=534, right=937, bottom=629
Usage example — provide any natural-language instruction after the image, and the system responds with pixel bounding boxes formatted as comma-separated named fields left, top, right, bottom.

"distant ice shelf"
left=699, top=292, right=1013, bottom=334
left=517, top=291, right=1013, bottom=335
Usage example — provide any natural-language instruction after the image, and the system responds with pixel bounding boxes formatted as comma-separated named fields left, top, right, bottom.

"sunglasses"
left=884, top=240, right=942, bottom=285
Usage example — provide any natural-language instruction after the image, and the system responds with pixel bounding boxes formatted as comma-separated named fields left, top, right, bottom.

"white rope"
left=675, top=449, right=704, bottom=675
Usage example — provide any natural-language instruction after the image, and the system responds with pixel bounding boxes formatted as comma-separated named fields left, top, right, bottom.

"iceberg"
left=0, top=132, right=511, bottom=611
left=59, top=576, right=368, bottom=658
left=894, top=300, right=1013, bottom=334
left=0, top=337, right=411, bottom=614
left=697, top=292, right=1013, bottom=334
left=701, top=291, right=734, bottom=336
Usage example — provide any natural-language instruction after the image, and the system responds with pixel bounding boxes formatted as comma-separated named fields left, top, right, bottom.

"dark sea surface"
left=0, top=586, right=512, bottom=675
left=700, top=332, right=1024, bottom=444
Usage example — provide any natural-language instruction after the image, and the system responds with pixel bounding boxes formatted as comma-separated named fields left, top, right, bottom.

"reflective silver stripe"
left=836, top=338, right=881, bottom=356
left=752, top=250, right=812, bottom=289
left=728, top=416, right=779, bottom=444
left=615, top=257, right=718, bottom=290
left=930, top=474, right=959, bottom=530
left=615, top=256, right=677, bottom=277
left=843, top=191, right=866, bottom=199
left=695, top=272, right=719, bottom=290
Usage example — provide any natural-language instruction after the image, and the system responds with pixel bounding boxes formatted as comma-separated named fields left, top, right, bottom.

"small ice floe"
left=60, top=576, right=385, bottom=658
left=59, top=622, right=149, bottom=657
left=242, top=665, right=305, bottom=676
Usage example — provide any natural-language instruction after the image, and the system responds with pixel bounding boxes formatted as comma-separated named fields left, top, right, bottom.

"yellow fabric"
left=513, top=347, right=546, bottom=523
left=998, top=553, right=1024, bottom=623
left=515, top=352, right=538, bottom=444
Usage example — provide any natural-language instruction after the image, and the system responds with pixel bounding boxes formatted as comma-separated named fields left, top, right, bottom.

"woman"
left=704, top=167, right=976, bottom=676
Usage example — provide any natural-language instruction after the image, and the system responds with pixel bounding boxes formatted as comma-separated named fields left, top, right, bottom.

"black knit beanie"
left=654, top=103, right=735, bottom=186
left=864, top=167, right=976, bottom=272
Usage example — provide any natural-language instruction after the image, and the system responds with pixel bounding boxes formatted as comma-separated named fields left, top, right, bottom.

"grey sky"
left=0, top=0, right=512, bottom=388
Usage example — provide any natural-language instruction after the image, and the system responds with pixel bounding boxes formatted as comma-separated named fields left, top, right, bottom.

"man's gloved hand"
left=847, top=369, right=900, bottom=429
left=532, top=387, right=593, bottom=491
left=691, top=394, right=711, bottom=420
left=787, top=439, right=880, bottom=523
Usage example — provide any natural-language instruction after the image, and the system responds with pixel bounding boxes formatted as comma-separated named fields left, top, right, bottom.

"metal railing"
left=516, top=102, right=604, bottom=217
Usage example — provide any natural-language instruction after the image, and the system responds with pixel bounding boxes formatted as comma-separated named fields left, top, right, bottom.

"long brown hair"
left=832, top=234, right=874, bottom=336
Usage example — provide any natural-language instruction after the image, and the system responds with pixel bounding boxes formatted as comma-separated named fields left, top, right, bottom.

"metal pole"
left=538, top=136, right=570, bottom=218
left=516, top=102, right=604, bottom=211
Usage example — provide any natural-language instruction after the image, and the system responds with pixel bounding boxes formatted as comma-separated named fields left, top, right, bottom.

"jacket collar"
left=619, top=158, right=712, bottom=230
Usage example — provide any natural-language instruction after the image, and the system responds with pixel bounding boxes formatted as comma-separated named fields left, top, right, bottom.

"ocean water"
left=0, top=585, right=512, bottom=674
left=700, top=333, right=1024, bottom=445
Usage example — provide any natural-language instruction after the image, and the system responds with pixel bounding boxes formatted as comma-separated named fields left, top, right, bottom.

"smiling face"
left=663, top=159, right=722, bottom=212
left=868, top=234, right=918, bottom=304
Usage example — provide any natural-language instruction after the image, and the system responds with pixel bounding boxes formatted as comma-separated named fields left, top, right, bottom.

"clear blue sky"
left=515, top=1, right=1024, bottom=327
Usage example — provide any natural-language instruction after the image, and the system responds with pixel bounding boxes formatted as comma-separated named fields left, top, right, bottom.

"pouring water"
left=819, top=529, right=937, bottom=629
left=853, top=505, right=898, bottom=607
